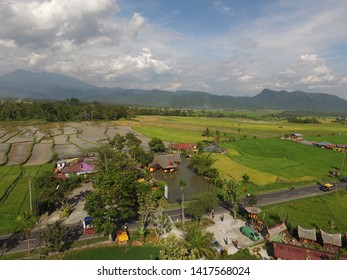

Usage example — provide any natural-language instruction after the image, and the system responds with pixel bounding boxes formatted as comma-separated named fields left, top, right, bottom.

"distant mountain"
left=252, top=89, right=347, bottom=112
left=0, top=69, right=99, bottom=99
left=0, top=70, right=346, bottom=113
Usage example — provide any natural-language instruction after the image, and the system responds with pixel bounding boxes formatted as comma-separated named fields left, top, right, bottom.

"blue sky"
left=1, top=0, right=347, bottom=98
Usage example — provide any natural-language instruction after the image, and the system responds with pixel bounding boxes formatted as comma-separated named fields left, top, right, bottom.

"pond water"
left=152, top=157, right=210, bottom=203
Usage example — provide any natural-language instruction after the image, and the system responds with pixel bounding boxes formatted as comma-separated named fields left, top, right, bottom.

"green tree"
left=159, top=233, right=189, bottom=260
left=137, top=188, right=158, bottom=240
left=183, top=222, right=215, bottom=260
left=41, top=220, right=68, bottom=254
left=186, top=192, right=219, bottom=221
left=214, top=130, right=220, bottom=144
left=110, top=133, right=126, bottom=151
left=179, top=179, right=186, bottom=225
left=189, top=153, right=216, bottom=177
left=16, top=212, right=37, bottom=255
left=223, top=179, right=242, bottom=219
left=148, top=137, right=166, bottom=153
left=201, top=127, right=211, bottom=142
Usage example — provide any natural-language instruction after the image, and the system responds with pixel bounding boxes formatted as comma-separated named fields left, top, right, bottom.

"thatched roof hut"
left=298, top=226, right=316, bottom=241
left=320, top=230, right=342, bottom=247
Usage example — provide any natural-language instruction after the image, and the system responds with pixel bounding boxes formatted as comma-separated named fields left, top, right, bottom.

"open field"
left=62, top=245, right=160, bottom=260
left=116, top=115, right=347, bottom=190
left=262, top=191, right=347, bottom=232
left=6, top=142, right=32, bottom=166
left=0, top=116, right=345, bottom=236
left=0, top=143, right=9, bottom=165
left=0, top=163, right=54, bottom=235
left=24, top=144, right=53, bottom=166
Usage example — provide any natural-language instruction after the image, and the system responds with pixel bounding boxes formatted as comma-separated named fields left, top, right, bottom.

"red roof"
left=169, top=143, right=197, bottom=151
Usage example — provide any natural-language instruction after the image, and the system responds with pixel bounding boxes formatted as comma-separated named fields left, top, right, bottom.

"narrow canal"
left=152, top=157, right=210, bottom=203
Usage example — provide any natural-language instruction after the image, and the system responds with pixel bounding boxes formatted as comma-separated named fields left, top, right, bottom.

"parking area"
left=206, top=211, right=266, bottom=256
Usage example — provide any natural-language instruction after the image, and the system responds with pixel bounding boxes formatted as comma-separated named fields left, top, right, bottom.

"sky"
left=1, top=0, right=347, bottom=98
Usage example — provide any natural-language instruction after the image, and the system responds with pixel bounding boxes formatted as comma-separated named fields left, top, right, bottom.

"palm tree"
left=201, top=127, right=211, bottom=142
left=16, top=212, right=36, bottom=255
left=183, top=222, right=215, bottom=260
left=223, top=179, right=242, bottom=219
left=179, top=179, right=186, bottom=225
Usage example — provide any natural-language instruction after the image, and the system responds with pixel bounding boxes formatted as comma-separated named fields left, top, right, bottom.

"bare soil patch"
left=6, top=142, right=32, bottom=165
left=0, top=143, right=9, bottom=165
left=5, top=131, right=34, bottom=143
left=54, top=144, right=83, bottom=158
left=24, top=143, right=53, bottom=166
left=69, top=134, right=95, bottom=150
left=62, top=126, right=78, bottom=134
left=54, top=134, right=69, bottom=145
left=78, top=124, right=107, bottom=143
left=0, top=130, right=21, bottom=143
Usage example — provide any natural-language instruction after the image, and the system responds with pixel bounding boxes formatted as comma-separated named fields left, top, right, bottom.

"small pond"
left=152, top=157, right=210, bottom=203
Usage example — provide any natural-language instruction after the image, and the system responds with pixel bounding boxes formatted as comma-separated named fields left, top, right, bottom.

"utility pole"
left=29, top=176, right=32, bottom=214
left=341, top=150, right=346, bottom=174
left=179, top=179, right=186, bottom=225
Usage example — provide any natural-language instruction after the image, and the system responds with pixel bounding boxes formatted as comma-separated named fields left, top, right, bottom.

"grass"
left=261, top=190, right=347, bottom=232
left=0, top=163, right=54, bottom=235
left=62, top=245, right=161, bottom=260
left=221, top=138, right=344, bottom=182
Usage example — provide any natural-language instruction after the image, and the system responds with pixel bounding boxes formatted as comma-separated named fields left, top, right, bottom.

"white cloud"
left=1, top=0, right=347, bottom=99
left=213, top=1, right=233, bottom=16
left=237, top=75, right=253, bottom=82
left=0, top=39, right=16, bottom=48
left=300, top=54, right=319, bottom=62
left=28, top=52, right=47, bottom=66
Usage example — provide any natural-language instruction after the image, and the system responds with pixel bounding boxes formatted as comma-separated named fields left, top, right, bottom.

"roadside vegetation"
left=261, top=190, right=347, bottom=233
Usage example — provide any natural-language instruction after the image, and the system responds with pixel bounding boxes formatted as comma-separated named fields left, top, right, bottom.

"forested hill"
left=1, top=70, right=347, bottom=113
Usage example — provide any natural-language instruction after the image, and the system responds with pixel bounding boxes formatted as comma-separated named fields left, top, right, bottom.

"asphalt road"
left=1, top=181, right=346, bottom=256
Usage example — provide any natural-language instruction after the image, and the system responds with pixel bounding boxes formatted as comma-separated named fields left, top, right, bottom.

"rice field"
left=0, top=121, right=142, bottom=235
left=116, top=115, right=347, bottom=190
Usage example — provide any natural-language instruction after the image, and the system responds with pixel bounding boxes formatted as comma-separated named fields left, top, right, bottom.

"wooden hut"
left=267, top=223, right=287, bottom=242
left=298, top=225, right=316, bottom=244
left=320, top=229, right=342, bottom=252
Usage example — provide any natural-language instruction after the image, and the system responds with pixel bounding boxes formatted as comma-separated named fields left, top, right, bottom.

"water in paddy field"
left=152, top=157, right=210, bottom=203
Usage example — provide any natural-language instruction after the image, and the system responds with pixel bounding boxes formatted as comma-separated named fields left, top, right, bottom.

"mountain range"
left=0, top=69, right=346, bottom=113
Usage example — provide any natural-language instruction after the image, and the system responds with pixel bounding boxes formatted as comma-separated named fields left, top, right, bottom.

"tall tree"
left=201, top=127, right=211, bottom=142
left=223, top=179, right=242, bottom=219
left=137, top=188, right=158, bottom=240
left=16, top=212, right=36, bottom=255
left=85, top=145, right=139, bottom=241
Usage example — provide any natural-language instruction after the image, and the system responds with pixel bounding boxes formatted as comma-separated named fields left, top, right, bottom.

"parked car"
left=212, top=239, right=223, bottom=253
left=340, top=177, right=347, bottom=182
left=241, top=226, right=260, bottom=241
left=320, top=183, right=335, bottom=192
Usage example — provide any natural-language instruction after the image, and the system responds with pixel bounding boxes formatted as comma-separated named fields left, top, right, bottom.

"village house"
left=313, top=141, right=335, bottom=149
left=285, top=133, right=303, bottom=141
left=168, top=143, right=198, bottom=154
left=54, top=157, right=95, bottom=180
left=297, top=225, right=317, bottom=245
left=320, top=229, right=342, bottom=252
left=149, top=152, right=181, bottom=173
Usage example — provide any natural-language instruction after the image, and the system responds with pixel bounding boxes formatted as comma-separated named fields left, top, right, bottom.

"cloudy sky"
left=1, top=0, right=347, bottom=98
